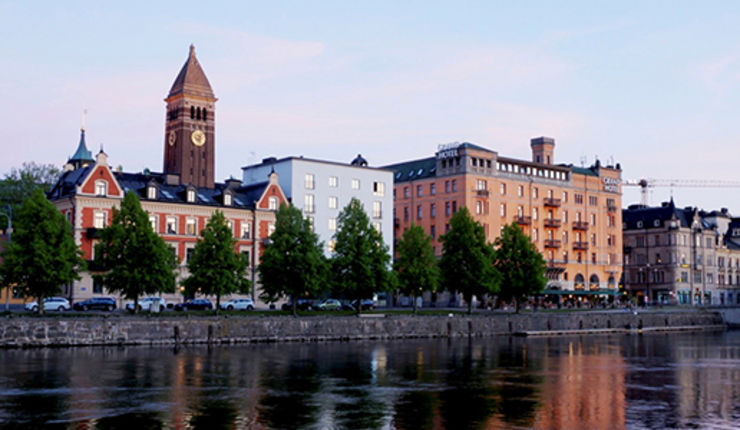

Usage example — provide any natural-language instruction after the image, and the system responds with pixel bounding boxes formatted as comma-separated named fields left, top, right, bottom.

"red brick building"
left=47, top=46, right=287, bottom=307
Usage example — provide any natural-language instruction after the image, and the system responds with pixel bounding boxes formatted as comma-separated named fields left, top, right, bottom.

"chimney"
left=531, top=137, right=555, bottom=165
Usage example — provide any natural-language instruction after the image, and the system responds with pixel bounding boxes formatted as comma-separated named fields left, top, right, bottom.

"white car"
left=25, top=297, right=71, bottom=312
left=220, top=298, right=255, bottom=311
left=125, top=297, right=167, bottom=312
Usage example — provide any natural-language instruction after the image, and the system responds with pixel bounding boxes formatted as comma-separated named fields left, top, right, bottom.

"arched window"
left=190, top=106, right=195, bottom=119
left=574, top=273, right=585, bottom=288
left=202, top=108, right=207, bottom=121
left=196, top=107, right=201, bottom=120
left=268, top=196, right=278, bottom=210
left=94, top=180, right=107, bottom=196
left=589, top=274, right=600, bottom=288
left=608, top=275, right=616, bottom=287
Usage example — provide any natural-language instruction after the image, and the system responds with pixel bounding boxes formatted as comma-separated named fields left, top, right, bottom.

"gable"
left=79, top=165, right=123, bottom=197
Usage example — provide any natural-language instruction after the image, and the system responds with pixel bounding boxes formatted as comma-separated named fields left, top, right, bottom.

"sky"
left=2, top=1, right=740, bottom=212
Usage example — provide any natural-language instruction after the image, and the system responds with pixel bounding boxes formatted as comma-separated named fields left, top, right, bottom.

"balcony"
left=544, top=218, right=562, bottom=228
left=515, top=215, right=532, bottom=225
left=475, top=189, right=490, bottom=198
left=543, top=198, right=561, bottom=207
left=544, top=239, right=561, bottom=248
left=573, top=241, right=589, bottom=250
left=607, top=205, right=618, bottom=212
left=572, top=221, right=589, bottom=230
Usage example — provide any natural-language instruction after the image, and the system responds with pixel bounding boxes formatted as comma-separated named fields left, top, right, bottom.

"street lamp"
left=0, top=204, right=12, bottom=311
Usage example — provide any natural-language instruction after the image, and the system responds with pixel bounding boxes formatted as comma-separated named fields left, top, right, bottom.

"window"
left=532, top=207, right=538, bottom=221
left=500, top=183, right=506, bottom=195
left=562, top=210, right=568, bottom=223
left=452, top=180, right=457, bottom=192
left=328, top=196, right=338, bottom=209
left=562, top=231, right=568, bottom=244
left=351, top=179, right=360, bottom=190
left=223, top=193, right=232, bottom=206
left=590, top=213, right=596, bottom=225
left=373, top=222, right=381, bottom=233
left=404, top=187, right=410, bottom=198
left=186, top=218, right=197, bottom=236
left=149, top=215, right=158, bottom=232
left=306, top=216, right=314, bottom=232
left=268, top=196, right=278, bottom=210
left=328, top=217, right=337, bottom=231
left=417, top=205, right=422, bottom=219
left=328, top=240, right=336, bottom=253
left=430, top=203, right=436, bottom=218
left=430, top=225, right=436, bottom=239
left=591, top=233, right=596, bottom=246
left=589, top=196, right=598, bottom=206
left=533, top=187, right=538, bottom=199
left=591, top=253, right=597, bottom=264
left=242, top=250, right=251, bottom=267
left=517, top=205, right=523, bottom=217
left=186, top=247, right=195, bottom=263
left=430, top=183, right=436, bottom=195
left=147, top=186, right=157, bottom=199
left=445, top=202, right=451, bottom=217
left=445, top=181, right=450, bottom=193
left=500, top=203, right=506, bottom=217
left=304, top=194, right=315, bottom=214
left=416, top=185, right=422, bottom=197
left=452, top=201, right=457, bottom=213
left=575, top=194, right=584, bottom=204
left=186, top=189, right=195, bottom=203
left=329, top=176, right=338, bottom=187
left=93, top=211, right=106, bottom=229
left=404, top=206, right=409, bottom=220
left=373, top=201, right=382, bottom=219
left=374, top=181, right=386, bottom=196
left=562, top=191, right=568, bottom=203
left=533, top=228, right=538, bottom=241
left=268, top=223, right=275, bottom=236
left=93, top=278, right=104, bottom=294
left=305, top=173, right=315, bottom=189
left=166, top=216, right=177, bottom=234
left=476, top=201, right=483, bottom=215
left=240, top=222, right=251, bottom=239
left=94, top=180, right=107, bottom=196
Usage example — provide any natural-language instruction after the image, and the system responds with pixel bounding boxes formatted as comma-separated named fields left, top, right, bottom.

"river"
left=0, top=330, right=738, bottom=429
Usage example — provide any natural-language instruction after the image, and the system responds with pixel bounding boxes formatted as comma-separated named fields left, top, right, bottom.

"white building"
left=242, top=155, right=394, bottom=256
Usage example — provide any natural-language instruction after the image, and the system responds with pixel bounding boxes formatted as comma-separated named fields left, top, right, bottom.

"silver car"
left=25, top=297, right=71, bottom=312
left=220, top=298, right=255, bottom=311
left=125, top=297, right=167, bottom=312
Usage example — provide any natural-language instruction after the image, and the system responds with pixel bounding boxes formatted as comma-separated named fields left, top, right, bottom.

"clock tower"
left=164, top=45, right=217, bottom=188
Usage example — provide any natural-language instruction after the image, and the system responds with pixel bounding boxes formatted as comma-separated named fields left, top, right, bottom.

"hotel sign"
left=437, top=142, right=460, bottom=159
left=603, top=177, right=620, bottom=193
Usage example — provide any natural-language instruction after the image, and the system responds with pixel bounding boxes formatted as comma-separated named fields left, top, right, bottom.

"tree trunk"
left=412, top=292, right=417, bottom=315
left=468, top=298, right=473, bottom=315
left=37, top=296, right=44, bottom=316
left=515, top=297, right=520, bottom=314
left=292, top=300, right=298, bottom=317
left=356, top=295, right=361, bottom=316
left=133, top=296, right=139, bottom=315
left=215, top=294, right=220, bottom=316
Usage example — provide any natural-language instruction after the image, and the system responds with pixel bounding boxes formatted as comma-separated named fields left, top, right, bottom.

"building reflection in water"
left=0, top=331, right=738, bottom=428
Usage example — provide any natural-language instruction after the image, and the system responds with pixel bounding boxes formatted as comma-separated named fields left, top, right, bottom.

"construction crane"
left=623, top=178, right=740, bottom=206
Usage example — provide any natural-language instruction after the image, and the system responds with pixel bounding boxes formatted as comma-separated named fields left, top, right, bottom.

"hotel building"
left=385, top=138, right=623, bottom=294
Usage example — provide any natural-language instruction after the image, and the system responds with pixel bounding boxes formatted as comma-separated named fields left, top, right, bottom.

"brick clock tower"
left=164, top=45, right=217, bottom=188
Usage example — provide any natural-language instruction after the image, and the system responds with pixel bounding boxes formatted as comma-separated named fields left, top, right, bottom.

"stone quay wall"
left=0, top=310, right=726, bottom=348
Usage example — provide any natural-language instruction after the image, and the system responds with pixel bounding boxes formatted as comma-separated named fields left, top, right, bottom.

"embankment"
left=0, top=310, right=726, bottom=348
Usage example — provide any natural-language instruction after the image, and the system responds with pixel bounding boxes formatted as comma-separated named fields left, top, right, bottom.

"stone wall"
left=0, top=310, right=726, bottom=348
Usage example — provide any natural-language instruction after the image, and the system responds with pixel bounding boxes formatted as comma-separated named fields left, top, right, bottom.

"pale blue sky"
left=2, top=1, right=740, bottom=211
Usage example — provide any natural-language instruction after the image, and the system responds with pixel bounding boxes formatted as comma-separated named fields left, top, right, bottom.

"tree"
left=259, top=203, right=327, bottom=316
left=0, top=188, right=84, bottom=314
left=0, top=162, right=60, bottom=215
left=394, top=223, right=439, bottom=314
left=184, top=211, right=250, bottom=314
left=439, top=207, right=500, bottom=314
left=494, top=222, right=547, bottom=312
left=331, top=198, right=391, bottom=315
left=93, top=191, right=177, bottom=313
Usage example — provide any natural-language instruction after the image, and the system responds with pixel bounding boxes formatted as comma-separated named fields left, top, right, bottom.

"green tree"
left=0, top=188, right=84, bottom=314
left=439, top=207, right=500, bottom=314
left=259, top=203, right=327, bottom=316
left=93, top=191, right=177, bottom=313
left=331, top=198, right=391, bottom=315
left=184, top=211, right=250, bottom=313
left=0, top=162, right=60, bottom=215
left=394, top=223, right=439, bottom=314
left=494, top=223, right=547, bottom=312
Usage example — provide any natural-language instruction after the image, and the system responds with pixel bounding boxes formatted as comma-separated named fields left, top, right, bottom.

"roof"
left=569, top=165, right=599, bottom=177
left=457, top=142, right=494, bottom=152
left=167, top=45, right=215, bottom=100
left=49, top=167, right=270, bottom=210
left=382, top=157, right=437, bottom=183
left=241, top=155, right=393, bottom=172
left=725, top=218, right=740, bottom=250
left=68, top=129, right=94, bottom=164
left=622, top=199, right=699, bottom=230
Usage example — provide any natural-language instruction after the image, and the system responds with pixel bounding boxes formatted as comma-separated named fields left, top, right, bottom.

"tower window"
left=190, top=106, right=195, bottom=119
left=196, top=107, right=201, bottom=120
left=202, top=108, right=207, bottom=121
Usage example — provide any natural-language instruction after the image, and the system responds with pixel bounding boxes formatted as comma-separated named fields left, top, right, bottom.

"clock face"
left=168, top=131, right=176, bottom=146
left=191, top=130, right=206, bottom=147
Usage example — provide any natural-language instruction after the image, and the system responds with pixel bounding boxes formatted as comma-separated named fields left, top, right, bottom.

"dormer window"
left=187, top=189, right=195, bottom=203
left=95, top=180, right=107, bottom=196
left=224, top=193, right=232, bottom=206
left=147, top=186, right=157, bottom=200
left=268, top=196, right=278, bottom=210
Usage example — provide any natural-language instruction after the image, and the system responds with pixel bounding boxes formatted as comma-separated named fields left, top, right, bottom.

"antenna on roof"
left=579, top=155, right=586, bottom=167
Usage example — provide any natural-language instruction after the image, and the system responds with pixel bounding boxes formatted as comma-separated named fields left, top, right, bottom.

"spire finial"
left=81, top=108, right=87, bottom=132
left=189, top=44, right=195, bottom=57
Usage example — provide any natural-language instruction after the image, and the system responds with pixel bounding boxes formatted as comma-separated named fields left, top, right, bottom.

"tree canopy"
left=0, top=162, right=60, bottom=216
left=183, top=211, right=250, bottom=313
left=494, top=222, right=547, bottom=312
left=0, top=188, right=83, bottom=313
left=258, top=203, right=327, bottom=315
left=439, top=207, right=500, bottom=314
left=93, top=191, right=177, bottom=312
left=331, top=198, right=391, bottom=315
left=394, top=223, right=439, bottom=314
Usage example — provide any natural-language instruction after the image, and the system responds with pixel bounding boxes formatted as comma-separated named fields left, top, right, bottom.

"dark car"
left=342, top=299, right=376, bottom=311
left=73, top=297, right=117, bottom=311
left=281, top=298, right=314, bottom=311
left=175, top=299, right=213, bottom=311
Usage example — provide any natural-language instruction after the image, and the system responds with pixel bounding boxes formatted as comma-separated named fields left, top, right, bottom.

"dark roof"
left=622, top=200, right=701, bottom=230
left=168, top=45, right=215, bottom=100
left=49, top=167, right=269, bottom=210
left=68, top=129, right=94, bottom=164
left=458, top=142, right=494, bottom=152
left=725, top=218, right=740, bottom=250
left=382, top=157, right=437, bottom=183
left=569, top=165, right=599, bottom=177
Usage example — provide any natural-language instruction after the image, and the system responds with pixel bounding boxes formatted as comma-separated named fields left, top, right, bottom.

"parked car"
left=25, top=297, right=71, bottom=312
left=73, top=297, right=117, bottom=311
left=125, top=297, right=167, bottom=313
left=342, top=299, right=376, bottom=311
left=281, top=298, right=314, bottom=311
left=220, top=298, right=255, bottom=311
left=318, top=299, right=342, bottom=311
left=175, top=299, right=213, bottom=311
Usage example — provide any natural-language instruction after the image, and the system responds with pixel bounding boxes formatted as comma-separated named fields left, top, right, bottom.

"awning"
left=540, top=289, right=620, bottom=296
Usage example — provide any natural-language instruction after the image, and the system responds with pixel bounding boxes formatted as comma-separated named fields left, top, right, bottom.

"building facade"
left=242, top=155, right=394, bottom=255
left=47, top=46, right=288, bottom=307
left=385, top=138, right=623, bottom=296
left=622, top=201, right=740, bottom=305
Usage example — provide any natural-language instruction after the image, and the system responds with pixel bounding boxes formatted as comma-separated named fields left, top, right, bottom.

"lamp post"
left=0, top=204, right=12, bottom=311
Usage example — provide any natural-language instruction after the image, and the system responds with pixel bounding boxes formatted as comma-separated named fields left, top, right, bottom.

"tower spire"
left=81, top=108, right=87, bottom=132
